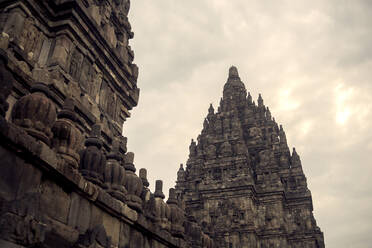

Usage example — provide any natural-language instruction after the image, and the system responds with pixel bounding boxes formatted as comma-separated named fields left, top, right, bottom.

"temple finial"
left=208, top=103, right=214, bottom=114
left=258, top=94, right=264, bottom=107
left=229, top=66, right=239, bottom=79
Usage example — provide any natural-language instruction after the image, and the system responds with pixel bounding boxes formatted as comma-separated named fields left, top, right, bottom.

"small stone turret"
left=154, top=180, right=171, bottom=232
left=154, top=180, right=165, bottom=199
left=79, top=124, right=106, bottom=186
left=139, top=168, right=149, bottom=188
left=123, top=152, right=143, bottom=212
left=177, top=164, right=186, bottom=183
left=104, top=139, right=127, bottom=202
left=189, top=139, right=197, bottom=158
left=258, top=93, right=264, bottom=107
left=167, top=188, right=185, bottom=238
left=52, top=98, right=82, bottom=170
left=139, top=168, right=151, bottom=205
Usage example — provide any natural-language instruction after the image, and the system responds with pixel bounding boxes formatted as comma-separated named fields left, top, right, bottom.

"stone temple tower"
left=176, top=66, right=325, bottom=248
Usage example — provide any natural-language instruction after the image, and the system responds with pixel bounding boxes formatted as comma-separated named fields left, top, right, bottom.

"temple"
left=0, top=1, right=324, bottom=247
left=175, top=66, right=325, bottom=247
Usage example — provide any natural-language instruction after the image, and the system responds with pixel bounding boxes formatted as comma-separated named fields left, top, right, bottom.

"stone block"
left=0, top=147, right=28, bottom=201
left=90, top=205, right=103, bottom=230
left=121, top=203, right=138, bottom=222
left=48, top=35, right=72, bottom=71
left=101, top=212, right=120, bottom=247
left=129, top=229, right=143, bottom=248
left=119, top=222, right=130, bottom=248
left=40, top=180, right=71, bottom=224
left=68, top=194, right=91, bottom=234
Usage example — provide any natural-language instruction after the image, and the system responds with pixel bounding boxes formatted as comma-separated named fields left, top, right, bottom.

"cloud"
left=126, top=1, right=372, bottom=247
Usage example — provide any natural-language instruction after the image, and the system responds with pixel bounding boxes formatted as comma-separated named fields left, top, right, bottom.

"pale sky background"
left=125, top=1, right=372, bottom=248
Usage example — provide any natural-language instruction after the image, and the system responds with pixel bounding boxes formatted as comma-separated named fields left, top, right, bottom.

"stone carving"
left=123, top=152, right=143, bottom=212
left=79, top=124, right=106, bottom=186
left=247, top=126, right=263, bottom=146
left=154, top=180, right=171, bottom=232
left=104, top=139, right=127, bottom=202
left=79, top=57, right=93, bottom=94
left=74, top=225, right=112, bottom=248
left=176, top=66, right=324, bottom=248
left=0, top=1, right=324, bottom=246
left=219, top=141, right=232, bottom=157
left=235, top=140, right=247, bottom=155
left=52, top=98, right=82, bottom=169
left=18, top=17, right=42, bottom=60
left=69, top=47, right=84, bottom=80
left=139, top=168, right=151, bottom=205
left=177, top=164, right=186, bottom=182
left=99, top=79, right=117, bottom=119
left=205, top=144, right=216, bottom=159
left=167, top=188, right=185, bottom=238
left=0, top=212, right=47, bottom=246
left=11, top=82, right=57, bottom=146
left=189, top=139, right=196, bottom=158
left=0, top=53, right=13, bottom=118
left=214, top=116, right=222, bottom=134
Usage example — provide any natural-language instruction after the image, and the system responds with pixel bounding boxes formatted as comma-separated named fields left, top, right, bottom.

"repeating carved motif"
left=176, top=66, right=324, bottom=248
left=123, top=152, right=143, bottom=212
left=79, top=124, right=106, bottom=186
left=11, top=83, right=57, bottom=146
left=104, top=139, right=127, bottom=202
left=52, top=98, right=83, bottom=169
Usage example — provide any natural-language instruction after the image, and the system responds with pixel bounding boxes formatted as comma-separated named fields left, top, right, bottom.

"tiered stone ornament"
left=176, top=66, right=325, bottom=248
left=79, top=124, right=106, bottom=186
left=104, top=139, right=127, bottom=202
left=166, top=188, right=185, bottom=238
left=52, top=98, right=82, bottom=169
left=154, top=180, right=171, bottom=232
left=123, top=152, right=143, bottom=212
left=139, top=168, right=151, bottom=202
left=11, top=83, right=57, bottom=146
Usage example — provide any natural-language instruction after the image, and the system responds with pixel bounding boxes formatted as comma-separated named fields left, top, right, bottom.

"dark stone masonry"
left=0, top=0, right=324, bottom=247
left=175, top=67, right=325, bottom=248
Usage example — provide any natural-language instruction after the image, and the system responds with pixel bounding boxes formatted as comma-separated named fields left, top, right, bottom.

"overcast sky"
left=125, top=1, right=372, bottom=247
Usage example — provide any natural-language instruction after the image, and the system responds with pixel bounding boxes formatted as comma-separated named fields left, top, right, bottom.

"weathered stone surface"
left=11, top=83, right=57, bottom=146
left=40, top=180, right=71, bottom=224
left=52, top=98, right=82, bottom=170
left=101, top=212, right=120, bottom=247
left=176, top=66, right=325, bottom=248
left=68, top=194, right=91, bottom=235
left=0, top=1, right=323, bottom=247
left=79, top=124, right=106, bottom=186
